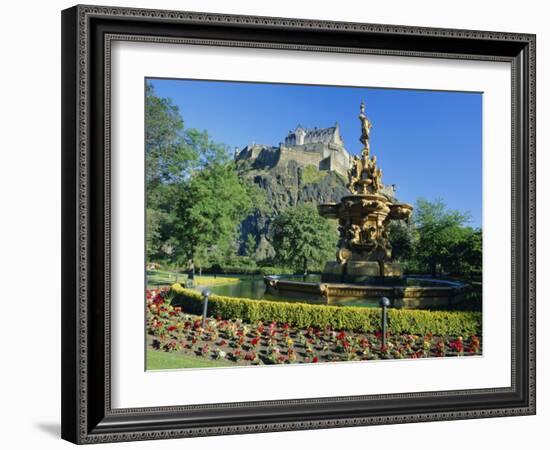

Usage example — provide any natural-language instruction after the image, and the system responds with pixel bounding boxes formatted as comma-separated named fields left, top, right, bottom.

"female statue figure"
left=359, top=101, right=372, bottom=148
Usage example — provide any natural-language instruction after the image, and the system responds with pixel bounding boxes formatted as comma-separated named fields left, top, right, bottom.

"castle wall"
left=278, top=146, right=324, bottom=168
left=236, top=127, right=352, bottom=178
left=236, top=145, right=281, bottom=169
left=254, top=147, right=280, bottom=168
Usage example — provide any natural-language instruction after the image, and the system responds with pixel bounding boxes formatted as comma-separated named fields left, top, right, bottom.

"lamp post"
left=201, top=290, right=211, bottom=329
left=379, top=296, right=390, bottom=349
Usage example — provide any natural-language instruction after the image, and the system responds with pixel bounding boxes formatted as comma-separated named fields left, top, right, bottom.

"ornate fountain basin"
left=264, top=275, right=468, bottom=309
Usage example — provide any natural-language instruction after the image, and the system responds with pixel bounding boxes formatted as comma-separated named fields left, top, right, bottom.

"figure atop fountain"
left=359, top=100, right=372, bottom=150
left=348, top=102, right=383, bottom=195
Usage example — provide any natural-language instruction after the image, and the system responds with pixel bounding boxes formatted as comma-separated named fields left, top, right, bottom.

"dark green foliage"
left=170, top=284, right=481, bottom=336
left=145, top=83, right=198, bottom=187
left=175, top=163, right=261, bottom=265
left=411, top=198, right=481, bottom=276
left=388, top=221, right=414, bottom=262
left=244, top=233, right=257, bottom=257
left=270, top=204, right=337, bottom=272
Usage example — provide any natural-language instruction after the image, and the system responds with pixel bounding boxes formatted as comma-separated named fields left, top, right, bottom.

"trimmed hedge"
left=169, top=284, right=481, bottom=336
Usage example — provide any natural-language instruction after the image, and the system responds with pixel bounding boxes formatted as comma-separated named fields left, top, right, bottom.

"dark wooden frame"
left=61, top=4, right=536, bottom=444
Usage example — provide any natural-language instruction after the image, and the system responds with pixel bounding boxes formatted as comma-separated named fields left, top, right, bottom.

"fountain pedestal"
left=318, top=192, right=412, bottom=284
left=323, top=261, right=404, bottom=283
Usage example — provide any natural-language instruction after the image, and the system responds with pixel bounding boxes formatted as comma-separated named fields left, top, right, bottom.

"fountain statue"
left=264, top=101, right=467, bottom=308
left=318, top=101, right=413, bottom=282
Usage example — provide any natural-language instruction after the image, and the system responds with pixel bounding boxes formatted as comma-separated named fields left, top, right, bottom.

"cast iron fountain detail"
left=318, top=101, right=413, bottom=282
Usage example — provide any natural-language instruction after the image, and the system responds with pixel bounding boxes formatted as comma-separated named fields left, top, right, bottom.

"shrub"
left=301, top=165, right=328, bottom=185
left=257, top=266, right=297, bottom=276
left=169, top=284, right=481, bottom=336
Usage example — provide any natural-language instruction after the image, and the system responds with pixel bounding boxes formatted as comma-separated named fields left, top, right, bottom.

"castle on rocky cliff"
left=234, top=124, right=352, bottom=178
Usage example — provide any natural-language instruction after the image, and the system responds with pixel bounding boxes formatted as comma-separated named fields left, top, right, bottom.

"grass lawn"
left=146, top=269, right=239, bottom=288
left=147, top=349, right=234, bottom=370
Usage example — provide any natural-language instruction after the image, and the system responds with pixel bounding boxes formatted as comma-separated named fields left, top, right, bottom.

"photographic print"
left=145, top=79, right=483, bottom=370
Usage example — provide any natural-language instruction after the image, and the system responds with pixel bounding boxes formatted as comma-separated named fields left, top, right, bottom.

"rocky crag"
left=234, top=124, right=397, bottom=260
left=236, top=159, right=349, bottom=259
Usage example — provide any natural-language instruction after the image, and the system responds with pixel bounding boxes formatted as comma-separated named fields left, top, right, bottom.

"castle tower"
left=295, top=126, right=306, bottom=145
left=331, top=122, right=344, bottom=147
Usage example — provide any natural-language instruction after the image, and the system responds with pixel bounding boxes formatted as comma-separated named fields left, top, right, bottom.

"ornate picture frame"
left=61, top=4, right=536, bottom=444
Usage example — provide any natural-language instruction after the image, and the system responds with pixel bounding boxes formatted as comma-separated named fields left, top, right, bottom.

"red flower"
left=250, top=337, right=260, bottom=346
left=450, top=337, right=464, bottom=353
left=167, top=325, right=177, bottom=332
left=337, top=331, right=346, bottom=340
left=244, top=351, right=257, bottom=361
left=312, top=356, right=319, bottom=363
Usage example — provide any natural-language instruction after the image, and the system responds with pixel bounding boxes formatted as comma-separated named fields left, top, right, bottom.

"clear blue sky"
left=148, top=78, right=482, bottom=228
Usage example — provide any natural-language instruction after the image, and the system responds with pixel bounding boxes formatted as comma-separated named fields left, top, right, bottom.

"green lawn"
left=146, top=269, right=186, bottom=287
left=146, top=269, right=239, bottom=288
left=147, top=349, right=234, bottom=370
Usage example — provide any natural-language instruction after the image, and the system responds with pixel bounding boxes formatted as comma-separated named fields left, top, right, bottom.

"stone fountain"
left=319, top=100, right=413, bottom=283
left=265, top=102, right=467, bottom=308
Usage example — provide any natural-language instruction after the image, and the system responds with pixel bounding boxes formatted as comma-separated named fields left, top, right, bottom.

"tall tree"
left=145, top=82, right=198, bottom=188
left=388, top=221, right=414, bottom=262
left=145, top=82, right=248, bottom=265
left=449, top=227, right=482, bottom=275
left=412, top=198, right=472, bottom=276
left=244, top=233, right=257, bottom=257
left=175, top=163, right=263, bottom=267
left=270, top=204, right=337, bottom=273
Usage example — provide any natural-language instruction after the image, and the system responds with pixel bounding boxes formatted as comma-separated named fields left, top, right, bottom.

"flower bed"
left=169, top=283, right=481, bottom=336
left=147, top=288, right=482, bottom=368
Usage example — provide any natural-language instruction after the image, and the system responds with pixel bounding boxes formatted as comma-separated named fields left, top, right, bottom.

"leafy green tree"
left=449, top=227, right=482, bottom=275
left=244, top=233, right=257, bottom=257
left=412, top=198, right=472, bottom=276
left=388, top=221, right=414, bottom=262
left=145, top=82, right=198, bottom=188
left=145, top=82, right=248, bottom=265
left=270, top=204, right=337, bottom=273
left=175, top=163, right=262, bottom=267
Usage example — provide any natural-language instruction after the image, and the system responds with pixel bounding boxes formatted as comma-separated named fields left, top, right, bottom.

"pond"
left=194, top=275, right=462, bottom=309
left=201, top=276, right=316, bottom=302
